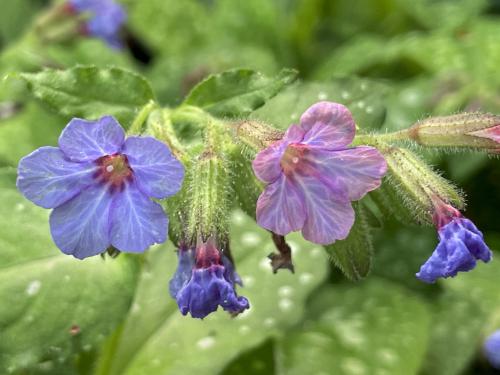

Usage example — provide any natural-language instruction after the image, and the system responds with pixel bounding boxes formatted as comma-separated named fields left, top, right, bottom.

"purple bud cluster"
left=169, top=238, right=249, bottom=319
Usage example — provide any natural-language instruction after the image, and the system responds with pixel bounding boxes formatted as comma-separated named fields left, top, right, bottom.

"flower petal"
left=176, top=266, right=249, bottom=319
left=484, top=331, right=500, bottom=369
left=256, top=175, right=306, bottom=236
left=169, top=247, right=195, bottom=298
left=110, top=181, right=168, bottom=252
left=59, top=116, right=125, bottom=162
left=459, top=218, right=492, bottom=262
left=295, top=174, right=355, bottom=244
left=299, top=102, right=355, bottom=149
left=252, top=125, right=304, bottom=183
left=416, top=238, right=476, bottom=283
left=252, top=143, right=284, bottom=183
left=17, top=146, right=96, bottom=208
left=122, top=136, right=184, bottom=199
left=306, top=146, right=387, bottom=200
left=50, top=184, right=113, bottom=259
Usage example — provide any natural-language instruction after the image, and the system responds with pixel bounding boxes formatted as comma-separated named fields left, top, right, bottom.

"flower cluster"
left=17, top=116, right=184, bottom=259
left=169, top=238, right=249, bottom=319
left=252, top=102, right=387, bottom=244
left=66, top=0, right=126, bottom=48
left=416, top=198, right=492, bottom=283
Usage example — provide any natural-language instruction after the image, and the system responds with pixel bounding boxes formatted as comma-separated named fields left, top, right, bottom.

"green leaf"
left=183, top=68, right=298, bottom=118
left=96, top=210, right=328, bottom=375
left=421, top=291, right=486, bottom=375
left=220, top=339, right=275, bottom=375
left=18, top=66, right=155, bottom=126
left=278, top=280, right=431, bottom=375
left=0, top=101, right=64, bottom=167
left=251, top=78, right=387, bottom=131
left=0, top=174, right=139, bottom=373
left=325, top=202, right=373, bottom=281
left=372, top=221, right=436, bottom=292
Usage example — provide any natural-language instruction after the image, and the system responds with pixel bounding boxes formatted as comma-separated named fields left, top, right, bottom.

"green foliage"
left=95, top=211, right=328, bottom=375
left=0, top=101, right=64, bottom=167
left=18, top=66, right=155, bottom=126
left=278, top=279, right=431, bottom=375
left=1, top=0, right=500, bottom=374
left=252, top=78, right=387, bottom=131
left=184, top=69, right=298, bottom=118
left=421, top=291, right=486, bottom=375
left=325, top=203, right=373, bottom=281
left=0, top=170, right=139, bottom=374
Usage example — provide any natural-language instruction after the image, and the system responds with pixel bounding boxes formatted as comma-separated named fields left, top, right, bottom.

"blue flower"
left=416, top=200, right=492, bottom=283
left=17, top=116, right=184, bottom=259
left=484, top=330, right=500, bottom=369
left=170, top=238, right=249, bottom=319
left=68, top=0, right=126, bottom=48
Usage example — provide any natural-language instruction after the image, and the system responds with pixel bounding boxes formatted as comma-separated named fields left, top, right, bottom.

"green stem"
left=170, top=105, right=213, bottom=125
left=149, top=109, right=186, bottom=158
left=354, top=129, right=412, bottom=146
left=128, top=101, right=157, bottom=135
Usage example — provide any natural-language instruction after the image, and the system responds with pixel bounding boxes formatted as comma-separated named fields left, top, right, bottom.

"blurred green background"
left=0, top=0, right=500, bottom=374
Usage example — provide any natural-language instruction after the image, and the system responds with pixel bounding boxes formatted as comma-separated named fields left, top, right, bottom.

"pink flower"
left=252, top=102, right=387, bottom=245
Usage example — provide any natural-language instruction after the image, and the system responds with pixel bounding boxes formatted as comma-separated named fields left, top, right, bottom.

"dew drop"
left=341, top=357, right=367, bottom=375
left=26, top=280, right=41, bottom=296
left=263, top=317, right=275, bottom=327
left=241, top=232, right=262, bottom=247
left=131, top=303, right=141, bottom=314
left=341, top=91, right=351, bottom=99
left=317, top=92, right=328, bottom=100
left=196, top=336, right=216, bottom=350
left=239, top=325, right=250, bottom=335
left=377, top=348, right=398, bottom=365
left=232, top=211, right=245, bottom=226
left=15, top=203, right=25, bottom=212
left=299, top=273, right=313, bottom=285
left=259, top=257, right=272, bottom=271
left=310, top=247, right=323, bottom=258
left=151, top=358, right=161, bottom=366
left=241, top=275, right=255, bottom=288
left=278, top=286, right=294, bottom=298
left=279, top=298, right=294, bottom=312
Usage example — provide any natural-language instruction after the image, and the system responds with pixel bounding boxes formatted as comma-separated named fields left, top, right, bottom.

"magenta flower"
left=67, top=0, right=126, bottom=48
left=252, top=102, right=387, bottom=245
left=416, top=198, right=492, bottom=283
left=17, top=116, right=184, bottom=259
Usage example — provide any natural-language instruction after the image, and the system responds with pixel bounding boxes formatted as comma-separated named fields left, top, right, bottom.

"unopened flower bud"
left=408, top=113, right=500, bottom=153
left=378, top=145, right=463, bottom=224
left=416, top=196, right=492, bottom=283
left=232, top=120, right=284, bottom=152
left=484, top=330, right=500, bottom=369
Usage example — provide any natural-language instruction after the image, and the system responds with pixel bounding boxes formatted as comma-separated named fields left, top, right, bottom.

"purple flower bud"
left=484, top=330, right=500, bottom=369
left=67, top=0, right=126, bottom=48
left=168, top=244, right=195, bottom=298
left=416, top=198, right=492, bottom=283
left=17, top=116, right=184, bottom=259
left=252, top=102, right=387, bottom=245
left=171, top=238, right=249, bottom=319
